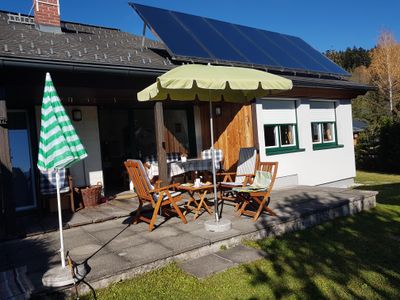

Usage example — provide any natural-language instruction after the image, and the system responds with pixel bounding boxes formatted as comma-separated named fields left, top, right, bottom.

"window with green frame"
left=311, top=122, right=342, bottom=150
left=264, top=124, right=303, bottom=155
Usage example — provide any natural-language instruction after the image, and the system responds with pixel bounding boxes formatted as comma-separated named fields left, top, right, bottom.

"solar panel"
left=130, top=3, right=349, bottom=77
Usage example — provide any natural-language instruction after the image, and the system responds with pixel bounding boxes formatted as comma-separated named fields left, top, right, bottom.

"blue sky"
left=1, top=0, right=399, bottom=52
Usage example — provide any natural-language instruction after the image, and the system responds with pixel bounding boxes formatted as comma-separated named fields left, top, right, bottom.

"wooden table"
left=177, top=184, right=213, bottom=220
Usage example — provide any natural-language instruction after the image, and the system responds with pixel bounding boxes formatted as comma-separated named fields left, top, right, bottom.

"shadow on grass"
left=243, top=185, right=400, bottom=299
left=356, top=182, right=400, bottom=205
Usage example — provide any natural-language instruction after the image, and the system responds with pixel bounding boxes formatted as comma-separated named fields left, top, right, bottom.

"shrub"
left=356, top=117, right=400, bottom=173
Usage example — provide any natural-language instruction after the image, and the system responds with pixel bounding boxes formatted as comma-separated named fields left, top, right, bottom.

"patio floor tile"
left=216, top=245, right=266, bottom=264
left=178, top=254, right=235, bottom=279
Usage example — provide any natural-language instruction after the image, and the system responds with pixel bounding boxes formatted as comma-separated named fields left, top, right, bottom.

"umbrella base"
left=42, top=265, right=74, bottom=287
left=204, top=219, right=232, bottom=232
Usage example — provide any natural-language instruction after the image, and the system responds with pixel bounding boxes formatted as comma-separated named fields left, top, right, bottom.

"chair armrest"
left=68, top=175, right=74, bottom=189
left=217, top=172, right=235, bottom=182
left=151, top=183, right=180, bottom=193
left=217, top=172, right=236, bottom=176
left=154, top=180, right=162, bottom=190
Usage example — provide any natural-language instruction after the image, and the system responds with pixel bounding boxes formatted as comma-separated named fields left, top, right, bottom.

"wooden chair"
left=39, top=169, right=76, bottom=213
left=218, top=147, right=259, bottom=205
left=234, top=162, right=278, bottom=222
left=124, top=159, right=187, bottom=231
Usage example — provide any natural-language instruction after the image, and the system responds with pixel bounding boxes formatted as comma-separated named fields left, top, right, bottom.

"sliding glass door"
left=8, top=111, right=37, bottom=211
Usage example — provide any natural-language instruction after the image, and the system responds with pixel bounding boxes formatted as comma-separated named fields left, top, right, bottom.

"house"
left=0, top=1, right=371, bottom=220
left=353, top=119, right=368, bottom=145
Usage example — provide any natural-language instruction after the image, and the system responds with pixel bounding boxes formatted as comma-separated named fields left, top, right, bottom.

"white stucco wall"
left=35, top=106, right=104, bottom=187
left=255, top=98, right=356, bottom=187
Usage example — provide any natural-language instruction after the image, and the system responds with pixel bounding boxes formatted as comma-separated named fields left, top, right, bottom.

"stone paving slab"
left=67, top=212, right=92, bottom=227
left=179, top=245, right=267, bottom=279
left=216, top=245, right=266, bottom=264
left=77, top=207, right=115, bottom=223
left=179, top=253, right=235, bottom=279
left=117, top=241, right=174, bottom=268
left=157, top=232, right=209, bottom=256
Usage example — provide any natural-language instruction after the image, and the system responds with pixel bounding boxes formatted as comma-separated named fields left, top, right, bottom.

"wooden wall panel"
left=200, top=103, right=255, bottom=171
left=164, top=128, right=187, bottom=154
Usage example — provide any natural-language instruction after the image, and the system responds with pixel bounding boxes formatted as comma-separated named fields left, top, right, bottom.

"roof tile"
left=0, top=11, right=172, bottom=70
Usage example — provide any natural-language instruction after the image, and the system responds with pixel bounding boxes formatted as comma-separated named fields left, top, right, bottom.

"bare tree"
left=369, top=30, right=400, bottom=113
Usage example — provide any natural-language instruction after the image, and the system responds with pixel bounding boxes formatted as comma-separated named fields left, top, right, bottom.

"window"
left=264, top=124, right=300, bottom=154
left=310, top=101, right=343, bottom=150
left=311, top=123, right=321, bottom=143
left=311, top=122, right=342, bottom=150
left=280, top=124, right=296, bottom=146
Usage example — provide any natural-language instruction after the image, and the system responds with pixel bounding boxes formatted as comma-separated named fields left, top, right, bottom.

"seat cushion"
left=220, top=181, right=243, bottom=187
left=40, top=169, right=70, bottom=195
left=153, top=190, right=182, bottom=202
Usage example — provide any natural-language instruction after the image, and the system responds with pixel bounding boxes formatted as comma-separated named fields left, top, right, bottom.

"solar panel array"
left=130, top=3, right=349, bottom=77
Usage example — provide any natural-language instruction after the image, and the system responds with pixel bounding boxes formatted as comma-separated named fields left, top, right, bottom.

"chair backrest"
left=257, top=162, right=278, bottom=192
left=201, top=148, right=223, bottom=169
left=124, top=160, right=155, bottom=204
left=234, top=147, right=259, bottom=184
left=40, top=169, right=70, bottom=195
left=144, top=152, right=181, bottom=165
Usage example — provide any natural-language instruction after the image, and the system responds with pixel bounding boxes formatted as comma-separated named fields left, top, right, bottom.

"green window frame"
left=264, top=124, right=304, bottom=155
left=311, top=121, right=343, bottom=150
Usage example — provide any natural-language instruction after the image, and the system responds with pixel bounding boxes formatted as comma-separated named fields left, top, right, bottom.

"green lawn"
left=80, top=171, right=400, bottom=300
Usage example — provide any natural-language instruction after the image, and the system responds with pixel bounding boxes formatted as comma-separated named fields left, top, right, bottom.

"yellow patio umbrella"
left=137, top=64, right=292, bottom=227
left=138, top=64, right=293, bottom=102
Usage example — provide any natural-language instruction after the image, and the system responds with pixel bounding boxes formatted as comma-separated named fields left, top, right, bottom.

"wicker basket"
left=81, top=183, right=102, bottom=208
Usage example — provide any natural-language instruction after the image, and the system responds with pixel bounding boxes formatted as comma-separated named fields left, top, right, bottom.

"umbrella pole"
left=209, top=98, right=219, bottom=222
left=56, top=170, right=66, bottom=268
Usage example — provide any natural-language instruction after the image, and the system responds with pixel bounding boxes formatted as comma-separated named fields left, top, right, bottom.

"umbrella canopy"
left=38, top=73, right=87, bottom=171
left=137, top=64, right=292, bottom=224
left=37, top=72, right=87, bottom=268
left=137, top=64, right=293, bottom=102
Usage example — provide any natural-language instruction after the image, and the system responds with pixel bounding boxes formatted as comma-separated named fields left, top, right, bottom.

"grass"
left=79, top=171, right=400, bottom=300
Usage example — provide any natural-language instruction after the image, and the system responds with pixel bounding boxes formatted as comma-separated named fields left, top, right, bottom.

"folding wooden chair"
left=234, top=162, right=278, bottom=221
left=124, top=159, right=187, bottom=231
left=218, top=147, right=259, bottom=206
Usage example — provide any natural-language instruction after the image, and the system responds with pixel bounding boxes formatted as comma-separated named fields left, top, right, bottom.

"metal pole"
left=56, top=170, right=66, bottom=268
left=209, top=98, right=219, bottom=222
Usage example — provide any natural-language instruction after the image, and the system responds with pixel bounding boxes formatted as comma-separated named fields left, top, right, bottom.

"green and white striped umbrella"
left=37, top=72, right=87, bottom=270
left=37, top=73, right=87, bottom=171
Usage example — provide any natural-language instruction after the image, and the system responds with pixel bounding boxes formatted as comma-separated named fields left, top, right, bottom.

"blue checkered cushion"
left=40, top=169, right=70, bottom=195
left=201, top=148, right=223, bottom=170
left=144, top=152, right=181, bottom=165
left=201, top=148, right=223, bottom=161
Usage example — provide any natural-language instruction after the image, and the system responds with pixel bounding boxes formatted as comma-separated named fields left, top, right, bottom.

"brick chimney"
left=33, top=0, right=62, bottom=33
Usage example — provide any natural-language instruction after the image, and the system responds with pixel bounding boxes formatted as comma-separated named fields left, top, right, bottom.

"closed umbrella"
left=137, top=64, right=292, bottom=227
left=38, top=72, right=87, bottom=268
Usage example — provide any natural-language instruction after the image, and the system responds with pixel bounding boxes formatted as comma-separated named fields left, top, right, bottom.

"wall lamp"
left=215, top=105, right=222, bottom=117
left=72, top=109, right=82, bottom=121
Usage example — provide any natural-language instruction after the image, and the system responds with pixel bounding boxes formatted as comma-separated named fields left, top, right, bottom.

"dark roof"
left=353, top=119, right=368, bottom=133
left=0, top=10, right=373, bottom=92
left=0, top=11, right=173, bottom=71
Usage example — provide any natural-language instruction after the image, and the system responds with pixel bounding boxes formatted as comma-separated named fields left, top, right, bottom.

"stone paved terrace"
left=0, top=186, right=377, bottom=297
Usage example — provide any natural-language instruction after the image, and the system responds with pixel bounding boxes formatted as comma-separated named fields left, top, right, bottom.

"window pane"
left=311, top=123, right=321, bottom=143
left=264, top=125, right=277, bottom=147
left=323, top=123, right=335, bottom=142
left=280, top=124, right=295, bottom=146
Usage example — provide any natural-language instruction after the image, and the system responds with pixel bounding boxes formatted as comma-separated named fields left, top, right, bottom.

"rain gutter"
left=0, top=56, right=168, bottom=77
